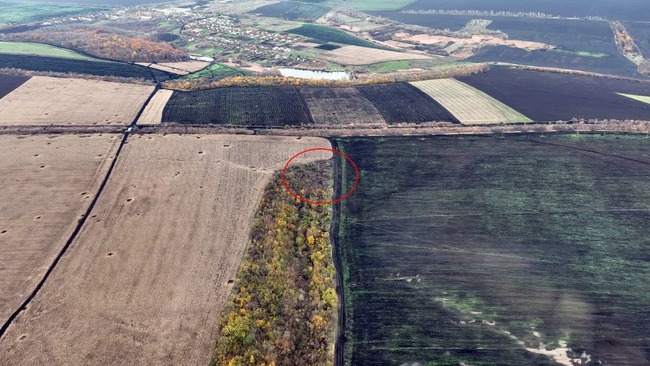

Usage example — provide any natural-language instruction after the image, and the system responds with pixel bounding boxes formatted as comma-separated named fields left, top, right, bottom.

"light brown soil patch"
left=0, top=134, right=331, bottom=366
left=404, top=34, right=552, bottom=53
left=0, top=77, right=154, bottom=126
left=317, top=45, right=431, bottom=65
left=0, top=134, right=121, bottom=327
left=136, top=89, right=174, bottom=125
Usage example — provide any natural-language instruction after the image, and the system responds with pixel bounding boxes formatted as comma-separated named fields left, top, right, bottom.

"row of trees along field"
left=9, top=28, right=186, bottom=63
left=212, top=162, right=336, bottom=366
left=163, top=64, right=489, bottom=91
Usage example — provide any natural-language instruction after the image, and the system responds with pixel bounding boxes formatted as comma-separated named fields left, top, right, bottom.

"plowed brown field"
left=0, top=134, right=121, bottom=327
left=0, top=134, right=331, bottom=366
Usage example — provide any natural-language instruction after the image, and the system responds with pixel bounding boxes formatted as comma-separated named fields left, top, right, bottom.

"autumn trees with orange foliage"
left=162, top=64, right=488, bottom=91
left=10, top=28, right=187, bottom=63
left=212, top=161, right=337, bottom=366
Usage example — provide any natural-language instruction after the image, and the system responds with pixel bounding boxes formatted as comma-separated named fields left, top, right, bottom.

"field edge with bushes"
left=211, top=161, right=337, bottom=366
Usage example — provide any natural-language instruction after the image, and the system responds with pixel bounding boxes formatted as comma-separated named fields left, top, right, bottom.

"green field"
left=618, top=92, right=650, bottom=105
left=288, top=24, right=387, bottom=50
left=551, top=49, right=609, bottom=58
left=0, top=1, right=106, bottom=24
left=338, top=135, right=650, bottom=365
left=183, top=63, right=250, bottom=80
left=364, top=59, right=458, bottom=73
left=0, top=41, right=99, bottom=61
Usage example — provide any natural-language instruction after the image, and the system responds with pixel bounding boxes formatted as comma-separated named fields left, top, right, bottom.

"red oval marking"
left=282, top=148, right=359, bottom=205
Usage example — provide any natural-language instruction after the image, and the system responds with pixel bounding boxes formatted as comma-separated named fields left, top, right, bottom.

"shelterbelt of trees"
left=164, top=64, right=489, bottom=91
left=211, top=161, right=337, bottom=366
left=9, top=28, right=186, bottom=63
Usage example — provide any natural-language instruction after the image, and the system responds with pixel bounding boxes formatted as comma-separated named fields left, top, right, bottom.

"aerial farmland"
left=0, top=0, right=649, bottom=365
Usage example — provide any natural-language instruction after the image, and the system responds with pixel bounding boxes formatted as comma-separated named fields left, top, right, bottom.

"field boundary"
left=0, top=130, right=136, bottom=340
left=1, top=120, right=649, bottom=137
left=330, top=139, right=345, bottom=366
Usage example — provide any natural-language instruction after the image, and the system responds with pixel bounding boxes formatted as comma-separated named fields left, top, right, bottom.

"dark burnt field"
left=483, top=18, right=636, bottom=77
left=372, top=12, right=471, bottom=31
left=356, top=83, right=459, bottom=124
left=298, top=87, right=386, bottom=125
left=458, top=67, right=650, bottom=121
left=0, top=54, right=172, bottom=81
left=0, top=74, right=30, bottom=98
left=249, top=1, right=328, bottom=21
left=162, top=86, right=313, bottom=126
left=404, top=0, right=650, bottom=21
left=338, top=134, right=650, bottom=366
left=469, top=46, right=639, bottom=77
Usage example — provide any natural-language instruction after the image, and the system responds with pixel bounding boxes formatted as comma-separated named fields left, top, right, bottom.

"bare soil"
left=0, top=134, right=331, bottom=366
left=317, top=45, right=431, bottom=65
left=0, top=76, right=154, bottom=126
left=136, top=89, right=174, bottom=125
left=0, top=134, right=121, bottom=327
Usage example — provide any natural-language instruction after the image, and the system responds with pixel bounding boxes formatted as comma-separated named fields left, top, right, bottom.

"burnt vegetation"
left=0, top=74, right=30, bottom=98
left=0, top=54, right=173, bottom=81
left=357, top=83, right=460, bottom=124
left=162, top=86, right=313, bottom=126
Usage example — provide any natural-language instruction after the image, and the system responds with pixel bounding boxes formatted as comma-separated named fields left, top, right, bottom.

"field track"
left=411, top=79, right=531, bottom=124
left=0, top=134, right=121, bottom=329
left=136, top=89, right=174, bottom=125
left=0, top=134, right=331, bottom=366
left=0, top=76, right=154, bottom=126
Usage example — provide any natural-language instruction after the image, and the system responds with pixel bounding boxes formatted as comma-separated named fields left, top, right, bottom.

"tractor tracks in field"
left=525, top=137, right=650, bottom=165
left=0, top=89, right=154, bottom=339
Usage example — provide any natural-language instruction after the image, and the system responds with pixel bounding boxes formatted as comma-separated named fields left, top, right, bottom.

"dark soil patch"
left=356, top=83, right=459, bottom=124
left=458, top=67, right=650, bottom=121
left=0, top=54, right=172, bottom=81
left=162, top=86, right=313, bottom=126
left=0, top=73, right=30, bottom=99
left=338, top=135, right=650, bottom=365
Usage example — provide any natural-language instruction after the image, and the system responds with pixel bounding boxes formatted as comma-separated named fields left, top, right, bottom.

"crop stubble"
left=411, top=79, right=531, bottom=124
left=0, top=134, right=331, bottom=366
left=0, top=76, right=154, bottom=126
left=136, top=89, right=174, bottom=125
left=0, top=134, right=121, bottom=328
left=316, top=45, right=431, bottom=66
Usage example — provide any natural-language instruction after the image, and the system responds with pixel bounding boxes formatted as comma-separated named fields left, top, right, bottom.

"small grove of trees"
left=10, top=28, right=187, bottom=63
left=212, top=162, right=336, bottom=366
